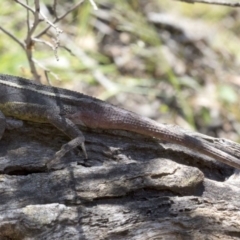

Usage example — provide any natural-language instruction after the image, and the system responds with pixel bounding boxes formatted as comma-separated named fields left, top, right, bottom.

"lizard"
left=0, top=74, right=239, bottom=169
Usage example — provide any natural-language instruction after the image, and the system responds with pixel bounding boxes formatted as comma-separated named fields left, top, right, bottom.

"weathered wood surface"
left=0, top=121, right=240, bottom=240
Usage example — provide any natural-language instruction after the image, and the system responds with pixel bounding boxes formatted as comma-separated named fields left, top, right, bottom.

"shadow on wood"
left=0, top=121, right=240, bottom=239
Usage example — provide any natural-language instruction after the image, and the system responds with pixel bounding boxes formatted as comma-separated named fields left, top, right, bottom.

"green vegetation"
left=0, top=0, right=239, bottom=140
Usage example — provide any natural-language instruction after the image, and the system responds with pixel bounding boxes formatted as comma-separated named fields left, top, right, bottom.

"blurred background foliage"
left=1, top=0, right=240, bottom=141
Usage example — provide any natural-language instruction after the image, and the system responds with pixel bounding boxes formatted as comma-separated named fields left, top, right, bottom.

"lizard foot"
left=45, top=139, right=88, bottom=170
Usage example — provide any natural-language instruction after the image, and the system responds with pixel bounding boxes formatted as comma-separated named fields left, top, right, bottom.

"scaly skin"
left=70, top=104, right=240, bottom=169
left=0, top=74, right=239, bottom=169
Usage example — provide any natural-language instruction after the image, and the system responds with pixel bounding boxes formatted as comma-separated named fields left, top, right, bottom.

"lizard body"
left=0, top=74, right=239, bottom=169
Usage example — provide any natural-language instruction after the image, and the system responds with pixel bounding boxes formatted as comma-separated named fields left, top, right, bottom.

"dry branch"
left=173, top=0, right=240, bottom=7
left=0, top=120, right=240, bottom=239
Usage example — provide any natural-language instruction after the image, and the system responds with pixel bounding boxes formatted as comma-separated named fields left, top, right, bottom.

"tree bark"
left=0, top=121, right=240, bottom=239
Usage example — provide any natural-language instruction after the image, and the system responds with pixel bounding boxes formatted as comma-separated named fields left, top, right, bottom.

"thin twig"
left=35, top=0, right=84, bottom=39
left=39, top=10, right=63, bottom=61
left=0, top=26, right=25, bottom=49
left=9, top=0, right=85, bottom=81
left=14, top=0, right=35, bottom=14
left=25, top=0, right=41, bottom=82
left=173, top=0, right=240, bottom=7
left=57, top=0, right=85, bottom=22
left=26, top=0, right=31, bottom=34
left=89, top=0, right=98, bottom=10
left=32, top=37, right=55, bottom=49
left=53, top=0, right=58, bottom=17
left=32, top=58, right=60, bottom=81
left=40, top=11, right=62, bottom=35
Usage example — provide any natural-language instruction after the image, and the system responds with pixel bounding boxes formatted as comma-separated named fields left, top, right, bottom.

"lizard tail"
left=107, top=111, right=240, bottom=169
